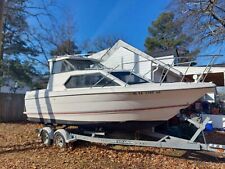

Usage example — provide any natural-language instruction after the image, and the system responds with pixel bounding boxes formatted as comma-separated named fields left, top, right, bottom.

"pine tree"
left=0, top=0, right=41, bottom=88
left=145, top=12, right=199, bottom=64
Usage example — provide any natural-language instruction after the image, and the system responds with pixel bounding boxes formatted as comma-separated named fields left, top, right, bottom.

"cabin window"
left=52, top=61, right=73, bottom=74
left=52, top=59, right=104, bottom=74
left=110, top=71, right=147, bottom=85
left=66, top=59, right=104, bottom=70
left=52, top=61, right=63, bottom=74
left=65, top=73, right=119, bottom=88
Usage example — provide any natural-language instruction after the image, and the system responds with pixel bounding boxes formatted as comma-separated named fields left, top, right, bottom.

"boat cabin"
left=47, top=56, right=149, bottom=91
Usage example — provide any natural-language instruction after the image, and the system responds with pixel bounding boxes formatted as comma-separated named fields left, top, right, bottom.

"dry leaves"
left=0, top=123, right=224, bottom=169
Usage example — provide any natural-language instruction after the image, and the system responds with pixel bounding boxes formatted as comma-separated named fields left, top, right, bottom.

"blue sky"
left=56, top=0, right=170, bottom=50
left=31, top=0, right=224, bottom=65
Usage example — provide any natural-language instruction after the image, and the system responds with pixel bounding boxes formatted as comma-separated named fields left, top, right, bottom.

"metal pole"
left=197, top=56, right=216, bottom=83
left=125, top=62, right=137, bottom=86
left=160, top=58, right=176, bottom=85
left=202, top=56, right=217, bottom=82
left=181, top=61, right=192, bottom=82
left=92, top=64, right=120, bottom=88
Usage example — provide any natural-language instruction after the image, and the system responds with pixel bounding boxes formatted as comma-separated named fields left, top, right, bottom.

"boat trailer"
left=38, top=117, right=225, bottom=154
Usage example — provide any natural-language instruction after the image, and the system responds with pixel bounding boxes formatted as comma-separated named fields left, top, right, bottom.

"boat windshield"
left=52, top=59, right=105, bottom=74
left=110, top=71, right=148, bottom=85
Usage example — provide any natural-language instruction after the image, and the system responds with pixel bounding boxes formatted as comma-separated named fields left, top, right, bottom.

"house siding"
left=100, top=47, right=179, bottom=82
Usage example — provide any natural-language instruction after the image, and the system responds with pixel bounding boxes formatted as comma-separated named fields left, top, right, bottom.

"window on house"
left=65, top=73, right=119, bottom=88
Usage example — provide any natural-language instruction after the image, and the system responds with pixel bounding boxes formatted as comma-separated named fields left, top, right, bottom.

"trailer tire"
left=54, top=132, right=67, bottom=148
left=40, top=130, right=53, bottom=146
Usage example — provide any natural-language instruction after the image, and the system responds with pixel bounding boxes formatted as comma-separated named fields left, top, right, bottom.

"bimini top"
left=48, top=55, right=106, bottom=74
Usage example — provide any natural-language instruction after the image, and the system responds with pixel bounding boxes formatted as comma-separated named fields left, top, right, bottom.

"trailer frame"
left=38, top=117, right=225, bottom=154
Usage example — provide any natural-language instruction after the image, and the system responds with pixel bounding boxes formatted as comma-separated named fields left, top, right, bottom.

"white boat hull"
left=24, top=83, right=214, bottom=125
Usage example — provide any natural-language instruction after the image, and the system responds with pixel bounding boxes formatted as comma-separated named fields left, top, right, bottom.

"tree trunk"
left=0, top=0, right=6, bottom=56
left=0, top=0, right=6, bottom=91
left=0, top=0, right=6, bottom=77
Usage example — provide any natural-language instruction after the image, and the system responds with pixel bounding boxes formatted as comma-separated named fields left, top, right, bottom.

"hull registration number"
left=132, top=91, right=160, bottom=95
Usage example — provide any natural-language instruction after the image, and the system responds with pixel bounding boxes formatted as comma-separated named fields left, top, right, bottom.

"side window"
left=65, top=73, right=119, bottom=88
left=52, top=61, right=63, bottom=74
left=53, top=61, right=73, bottom=74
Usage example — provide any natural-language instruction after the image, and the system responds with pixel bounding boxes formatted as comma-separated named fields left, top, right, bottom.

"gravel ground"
left=0, top=123, right=224, bottom=169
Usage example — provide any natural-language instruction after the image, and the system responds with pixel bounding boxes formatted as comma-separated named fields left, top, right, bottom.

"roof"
left=88, top=49, right=108, bottom=60
left=153, top=55, right=174, bottom=65
left=174, top=66, right=225, bottom=75
left=89, top=40, right=182, bottom=77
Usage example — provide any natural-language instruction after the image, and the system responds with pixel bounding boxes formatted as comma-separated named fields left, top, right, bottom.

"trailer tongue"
left=38, top=117, right=225, bottom=154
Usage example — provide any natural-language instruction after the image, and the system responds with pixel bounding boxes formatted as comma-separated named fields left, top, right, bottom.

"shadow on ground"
left=0, top=141, right=45, bottom=155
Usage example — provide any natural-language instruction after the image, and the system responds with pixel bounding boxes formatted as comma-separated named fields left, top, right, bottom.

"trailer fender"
left=54, top=129, right=70, bottom=143
left=40, top=127, right=54, bottom=140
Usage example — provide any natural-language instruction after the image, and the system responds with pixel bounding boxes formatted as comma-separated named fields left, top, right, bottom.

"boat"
left=24, top=55, right=215, bottom=129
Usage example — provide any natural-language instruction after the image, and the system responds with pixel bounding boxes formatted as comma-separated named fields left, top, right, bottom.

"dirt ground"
left=0, top=123, right=224, bottom=169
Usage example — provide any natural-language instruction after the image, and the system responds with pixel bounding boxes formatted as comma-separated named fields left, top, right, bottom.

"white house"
left=89, top=40, right=182, bottom=83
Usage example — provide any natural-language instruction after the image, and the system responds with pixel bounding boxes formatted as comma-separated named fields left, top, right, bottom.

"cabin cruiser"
left=24, top=56, right=215, bottom=129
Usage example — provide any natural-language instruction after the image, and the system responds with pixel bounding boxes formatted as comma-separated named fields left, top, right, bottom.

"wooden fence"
left=0, top=93, right=27, bottom=122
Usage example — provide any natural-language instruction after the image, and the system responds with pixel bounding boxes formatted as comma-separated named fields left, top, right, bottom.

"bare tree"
left=170, top=0, right=225, bottom=47
left=0, top=0, right=57, bottom=67
left=35, top=12, right=79, bottom=58
left=82, top=35, right=121, bottom=53
left=0, top=0, right=59, bottom=88
left=1, top=0, right=77, bottom=67
left=1, top=1, right=78, bottom=68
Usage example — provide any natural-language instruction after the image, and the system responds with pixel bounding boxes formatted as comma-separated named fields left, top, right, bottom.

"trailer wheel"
left=40, top=130, right=53, bottom=146
left=54, top=132, right=67, bottom=148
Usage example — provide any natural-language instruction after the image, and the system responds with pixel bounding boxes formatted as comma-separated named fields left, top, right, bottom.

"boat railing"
left=122, top=54, right=221, bottom=85
left=174, top=55, right=220, bottom=84
left=197, top=55, right=217, bottom=83
left=92, top=64, right=120, bottom=88
left=90, top=54, right=222, bottom=88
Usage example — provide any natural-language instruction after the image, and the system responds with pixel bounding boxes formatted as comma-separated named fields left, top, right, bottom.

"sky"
left=31, top=0, right=224, bottom=65
left=55, top=0, right=170, bottom=50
